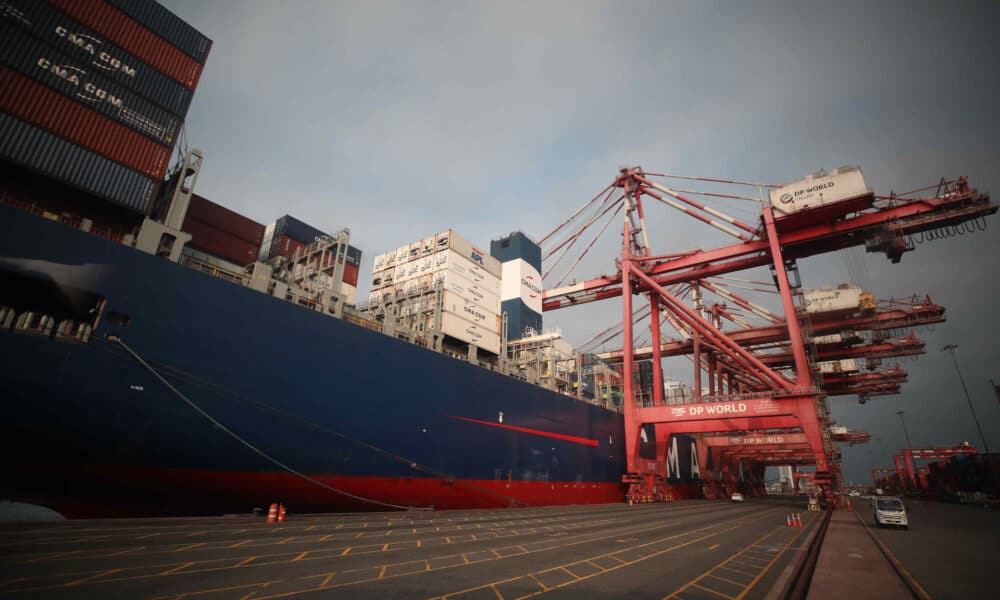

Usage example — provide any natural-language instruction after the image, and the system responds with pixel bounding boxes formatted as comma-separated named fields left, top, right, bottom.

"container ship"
left=0, top=0, right=703, bottom=518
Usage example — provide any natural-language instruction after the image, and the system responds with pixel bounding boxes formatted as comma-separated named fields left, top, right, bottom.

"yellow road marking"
left=693, top=582, right=735, bottom=599
left=106, top=546, right=145, bottom=557
left=489, top=583, right=504, bottom=599
left=21, top=550, right=82, bottom=564
left=292, top=552, right=308, bottom=561
left=65, top=569, right=122, bottom=586
left=708, top=543, right=721, bottom=550
left=320, top=534, right=332, bottom=541
left=236, top=556, right=257, bottom=567
left=527, top=573, right=549, bottom=591
left=151, top=579, right=283, bottom=600
left=719, top=565, right=755, bottom=577
left=434, top=522, right=742, bottom=600
left=378, top=565, right=387, bottom=578
left=708, top=573, right=747, bottom=587
left=230, top=540, right=252, bottom=548
left=277, top=537, right=295, bottom=544
left=173, top=543, right=205, bottom=552
left=340, top=547, right=352, bottom=556
left=733, top=525, right=808, bottom=600
left=159, top=562, right=195, bottom=576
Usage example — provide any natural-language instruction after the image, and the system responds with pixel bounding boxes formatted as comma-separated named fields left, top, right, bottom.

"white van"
left=873, top=496, right=908, bottom=529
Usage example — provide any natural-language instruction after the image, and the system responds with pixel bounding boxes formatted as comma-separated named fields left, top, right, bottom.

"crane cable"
left=107, top=334, right=441, bottom=511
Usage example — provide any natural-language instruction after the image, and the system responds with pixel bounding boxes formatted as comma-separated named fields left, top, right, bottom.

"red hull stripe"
left=448, top=415, right=600, bottom=447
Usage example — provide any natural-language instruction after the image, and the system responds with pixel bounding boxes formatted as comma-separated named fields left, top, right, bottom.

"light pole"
left=896, top=411, right=914, bottom=490
left=942, top=344, right=990, bottom=453
left=896, top=411, right=913, bottom=451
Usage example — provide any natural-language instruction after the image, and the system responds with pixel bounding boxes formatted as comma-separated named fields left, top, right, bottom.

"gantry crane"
left=541, top=166, right=995, bottom=505
left=895, top=444, right=978, bottom=491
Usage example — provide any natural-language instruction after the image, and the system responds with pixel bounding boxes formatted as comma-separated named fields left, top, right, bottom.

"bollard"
left=278, top=504, right=287, bottom=523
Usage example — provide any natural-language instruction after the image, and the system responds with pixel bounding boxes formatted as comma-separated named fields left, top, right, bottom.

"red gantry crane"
left=895, top=444, right=978, bottom=491
left=540, top=166, right=995, bottom=506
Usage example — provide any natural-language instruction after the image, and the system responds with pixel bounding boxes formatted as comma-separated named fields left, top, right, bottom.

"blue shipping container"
left=0, top=112, right=157, bottom=213
left=104, top=0, right=212, bottom=64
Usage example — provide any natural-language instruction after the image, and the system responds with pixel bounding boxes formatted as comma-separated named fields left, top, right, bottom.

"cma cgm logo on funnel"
left=521, top=275, right=541, bottom=299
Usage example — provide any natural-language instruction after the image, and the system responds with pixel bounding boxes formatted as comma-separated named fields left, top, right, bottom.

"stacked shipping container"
left=0, top=0, right=211, bottom=215
left=181, top=194, right=264, bottom=267
left=370, top=230, right=502, bottom=354
left=259, top=215, right=362, bottom=302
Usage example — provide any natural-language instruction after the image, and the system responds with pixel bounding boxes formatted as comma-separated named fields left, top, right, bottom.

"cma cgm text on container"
left=0, top=0, right=194, bottom=116
left=48, top=0, right=207, bottom=89
left=0, top=65, right=170, bottom=178
left=0, top=23, right=181, bottom=146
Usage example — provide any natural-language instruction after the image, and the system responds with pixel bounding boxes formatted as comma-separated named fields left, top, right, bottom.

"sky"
left=161, top=0, right=999, bottom=484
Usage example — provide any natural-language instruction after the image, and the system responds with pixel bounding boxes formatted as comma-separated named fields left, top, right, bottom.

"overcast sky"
left=162, top=0, right=999, bottom=484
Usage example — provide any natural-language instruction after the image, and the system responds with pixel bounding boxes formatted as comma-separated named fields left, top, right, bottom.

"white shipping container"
left=812, top=333, right=842, bottom=345
left=804, top=285, right=863, bottom=315
left=432, top=229, right=502, bottom=277
left=339, top=283, right=357, bottom=305
left=818, top=359, right=860, bottom=374
left=439, top=311, right=501, bottom=354
left=441, top=290, right=501, bottom=332
left=404, top=259, right=420, bottom=280
left=436, top=270, right=501, bottom=313
left=394, top=262, right=410, bottom=283
left=408, top=241, right=422, bottom=261
left=433, top=250, right=501, bottom=295
left=770, top=166, right=869, bottom=217
left=416, top=255, right=434, bottom=276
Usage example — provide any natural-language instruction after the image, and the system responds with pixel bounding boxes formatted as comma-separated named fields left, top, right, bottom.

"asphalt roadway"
left=859, top=498, right=1000, bottom=600
left=0, top=497, right=817, bottom=600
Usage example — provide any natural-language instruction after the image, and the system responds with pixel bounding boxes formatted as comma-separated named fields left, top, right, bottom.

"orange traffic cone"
left=267, top=503, right=278, bottom=524
left=796, top=513, right=803, bottom=527
left=278, top=504, right=286, bottom=523
left=847, top=499, right=853, bottom=512
left=787, top=514, right=792, bottom=527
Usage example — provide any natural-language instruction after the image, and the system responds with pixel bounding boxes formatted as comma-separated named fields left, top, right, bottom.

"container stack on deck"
left=0, top=0, right=210, bottom=226
left=180, top=194, right=265, bottom=271
left=259, top=215, right=362, bottom=304
left=368, top=230, right=502, bottom=355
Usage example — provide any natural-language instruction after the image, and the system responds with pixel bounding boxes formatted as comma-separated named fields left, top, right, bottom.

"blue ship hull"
left=0, top=204, right=667, bottom=517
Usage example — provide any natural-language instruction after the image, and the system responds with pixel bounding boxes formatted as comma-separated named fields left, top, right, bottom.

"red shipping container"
left=183, top=217, right=260, bottom=266
left=48, top=0, right=204, bottom=90
left=0, top=65, right=170, bottom=178
left=185, top=194, right=264, bottom=245
left=267, top=234, right=306, bottom=260
left=342, top=263, right=359, bottom=286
